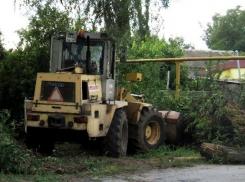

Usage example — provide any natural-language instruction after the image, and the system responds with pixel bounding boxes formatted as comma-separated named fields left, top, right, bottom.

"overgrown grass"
left=0, top=110, right=61, bottom=175
left=0, top=110, right=32, bottom=174
left=134, top=145, right=200, bottom=159
left=0, top=173, right=61, bottom=182
left=207, top=154, right=224, bottom=164
left=133, top=145, right=204, bottom=168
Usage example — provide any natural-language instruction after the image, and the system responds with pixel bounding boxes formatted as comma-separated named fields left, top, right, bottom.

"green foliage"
left=203, top=6, right=245, bottom=51
left=5, top=0, right=245, bottom=172
left=208, top=154, right=224, bottom=164
left=169, top=161, right=194, bottom=168
left=134, top=145, right=202, bottom=168
left=158, top=74, right=245, bottom=147
left=117, top=35, right=190, bottom=102
left=122, top=53, right=245, bottom=148
left=134, top=145, right=200, bottom=159
left=0, top=109, right=61, bottom=174
left=17, top=2, right=82, bottom=48
left=127, top=35, right=187, bottom=59
left=0, top=48, right=41, bottom=119
left=0, top=110, right=30, bottom=173
left=79, top=157, right=102, bottom=172
left=17, top=0, right=170, bottom=45
left=0, top=3, right=85, bottom=120
left=0, top=31, right=6, bottom=61
left=0, top=172, right=60, bottom=182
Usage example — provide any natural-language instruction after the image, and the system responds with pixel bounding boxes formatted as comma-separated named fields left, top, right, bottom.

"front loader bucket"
left=159, top=111, right=183, bottom=144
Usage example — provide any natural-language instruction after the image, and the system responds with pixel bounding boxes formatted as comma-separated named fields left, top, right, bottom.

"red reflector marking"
left=74, top=117, right=87, bottom=123
left=48, top=87, right=64, bottom=102
left=27, top=114, right=40, bottom=121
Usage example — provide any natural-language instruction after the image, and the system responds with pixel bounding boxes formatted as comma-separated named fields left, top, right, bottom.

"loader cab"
left=62, top=40, right=104, bottom=74
left=49, top=31, right=116, bottom=102
left=50, top=31, right=115, bottom=78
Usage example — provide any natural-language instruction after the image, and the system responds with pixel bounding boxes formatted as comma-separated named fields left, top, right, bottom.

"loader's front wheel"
left=101, top=108, right=128, bottom=158
left=145, top=120, right=161, bottom=145
left=129, top=107, right=166, bottom=153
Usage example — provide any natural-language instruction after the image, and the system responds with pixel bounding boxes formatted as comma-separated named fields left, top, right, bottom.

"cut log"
left=200, top=142, right=245, bottom=164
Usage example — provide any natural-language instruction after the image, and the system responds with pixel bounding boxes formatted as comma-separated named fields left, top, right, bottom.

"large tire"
left=25, top=134, right=54, bottom=155
left=101, top=108, right=128, bottom=158
left=25, top=135, right=40, bottom=152
left=129, top=107, right=166, bottom=153
left=39, top=136, right=55, bottom=156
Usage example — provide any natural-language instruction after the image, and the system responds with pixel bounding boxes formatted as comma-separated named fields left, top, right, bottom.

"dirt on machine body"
left=24, top=30, right=182, bottom=157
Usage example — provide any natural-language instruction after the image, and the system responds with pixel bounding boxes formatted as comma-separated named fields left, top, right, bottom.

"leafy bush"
left=155, top=74, right=245, bottom=147
left=117, top=33, right=245, bottom=147
left=0, top=110, right=33, bottom=173
left=117, top=34, right=190, bottom=100
left=140, top=145, right=197, bottom=158
left=0, top=3, right=84, bottom=120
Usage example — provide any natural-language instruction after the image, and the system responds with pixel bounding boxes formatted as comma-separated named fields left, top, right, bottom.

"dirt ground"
left=31, top=143, right=245, bottom=182
left=100, top=165, right=245, bottom=182
left=41, top=142, right=168, bottom=175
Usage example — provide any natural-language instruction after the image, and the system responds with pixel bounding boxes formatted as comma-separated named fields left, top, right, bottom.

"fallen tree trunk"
left=200, top=143, right=245, bottom=164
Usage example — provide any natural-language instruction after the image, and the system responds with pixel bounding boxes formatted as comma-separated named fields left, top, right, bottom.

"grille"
left=40, top=81, right=75, bottom=102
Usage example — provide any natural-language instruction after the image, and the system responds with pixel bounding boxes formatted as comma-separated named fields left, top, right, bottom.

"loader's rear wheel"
left=26, top=134, right=54, bottom=156
left=129, top=107, right=166, bottom=153
left=25, top=135, right=40, bottom=152
left=39, top=135, right=55, bottom=156
left=101, top=108, right=128, bottom=158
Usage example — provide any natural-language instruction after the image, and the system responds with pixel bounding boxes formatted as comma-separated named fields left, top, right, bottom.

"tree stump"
left=200, top=143, right=245, bottom=164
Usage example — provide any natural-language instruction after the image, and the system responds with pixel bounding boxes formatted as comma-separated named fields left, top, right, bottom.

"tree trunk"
left=200, top=142, right=245, bottom=164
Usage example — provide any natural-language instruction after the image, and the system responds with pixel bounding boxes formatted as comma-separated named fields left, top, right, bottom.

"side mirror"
left=120, top=47, right=127, bottom=63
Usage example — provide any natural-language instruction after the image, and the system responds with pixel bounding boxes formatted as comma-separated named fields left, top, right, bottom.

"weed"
left=134, top=145, right=200, bottom=159
left=0, top=110, right=32, bottom=174
left=79, top=157, right=102, bottom=172
left=170, top=161, right=194, bottom=168
left=207, top=154, right=224, bottom=164
left=0, top=172, right=61, bottom=182
left=100, top=165, right=138, bottom=176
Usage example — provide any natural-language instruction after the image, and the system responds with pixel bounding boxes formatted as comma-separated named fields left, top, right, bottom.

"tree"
left=16, top=0, right=170, bottom=44
left=17, top=3, right=86, bottom=72
left=0, top=3, right=83, bottom=120
left=117, top=34, right=190, bottom=108
left=17, top=2, right=81, bottom=48
left=203, top=6, right=245, bottom=51
left=0, top=31, right=6, bottom=61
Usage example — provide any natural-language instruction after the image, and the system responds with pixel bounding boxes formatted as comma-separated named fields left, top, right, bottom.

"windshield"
left=62, top=41, right=104, bottom=74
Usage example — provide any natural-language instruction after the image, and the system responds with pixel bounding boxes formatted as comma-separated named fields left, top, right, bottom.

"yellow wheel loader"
left=24, top=30, right=182, bottom=157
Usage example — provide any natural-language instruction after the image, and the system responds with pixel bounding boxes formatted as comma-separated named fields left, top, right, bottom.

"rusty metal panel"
left=160, top=111, right=183, bottom=144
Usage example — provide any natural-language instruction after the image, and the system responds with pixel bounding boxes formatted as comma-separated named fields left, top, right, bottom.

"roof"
left=184, top=50, right=234, bottom=57
left=215, top=60, right=245, bottom=70
left=184, top=50, right=234, bottom=68
left=199, top=60, right=245, bottom=76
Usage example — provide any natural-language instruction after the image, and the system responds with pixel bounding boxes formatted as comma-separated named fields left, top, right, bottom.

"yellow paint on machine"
left=33, top=72, right=102, bottom=108
left=26, top=72, right=128, bottom=137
